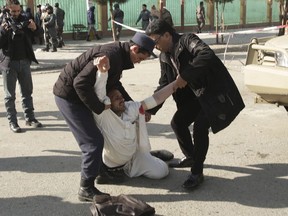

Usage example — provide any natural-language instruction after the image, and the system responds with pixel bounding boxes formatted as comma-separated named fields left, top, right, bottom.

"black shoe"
left=168, top=157, right=194, bottom=168
left=78, top=186, right=109, bottom=202
left=96, top=167, right=127, bottom=185
left=182, top=173, right=204, bottom=190
left=41, top=48, right=49, bottom=52
left=9, top=122, right=22, bottom=133
left=25, top=119, right=42, bottom=128
left=150, top=149, right=174, bottom=161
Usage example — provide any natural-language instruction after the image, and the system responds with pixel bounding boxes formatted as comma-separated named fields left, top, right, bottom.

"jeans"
left=2, top=59, right=34, bottom=123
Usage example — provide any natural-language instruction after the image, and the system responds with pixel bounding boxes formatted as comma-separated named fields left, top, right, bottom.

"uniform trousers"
left=55, top=96, right=104, bottom=180
left=171, top=97, right=210, bottom=175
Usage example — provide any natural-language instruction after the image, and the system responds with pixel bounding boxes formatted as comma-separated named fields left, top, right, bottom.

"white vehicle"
left=243, top=35, right=288, bottom=111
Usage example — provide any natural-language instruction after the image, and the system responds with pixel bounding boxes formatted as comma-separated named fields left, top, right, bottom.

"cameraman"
left=0, top=0, right=43, bottom=133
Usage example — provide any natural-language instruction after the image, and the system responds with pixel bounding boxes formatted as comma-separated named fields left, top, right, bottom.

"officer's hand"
left=94, top=56, right=110, bottom=72
left=145, top=112, right=151, bottom=122
left=175, top=75, right=187, bottom=89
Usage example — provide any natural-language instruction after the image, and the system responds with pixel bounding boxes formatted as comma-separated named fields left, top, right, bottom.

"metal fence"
left=0, top=0, right=283, bottom=33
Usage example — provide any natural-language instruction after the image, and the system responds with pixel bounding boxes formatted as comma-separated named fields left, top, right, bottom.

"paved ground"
left=1, top=30, right=287, bottom=216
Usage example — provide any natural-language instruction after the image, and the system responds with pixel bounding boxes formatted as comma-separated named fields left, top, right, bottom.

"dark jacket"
left=136, top=9, right=151, bottom=23
left=149, top=33, right=245, bottom=134
left=87, top=6, right=95, bottom=25
left=55, top=7, right=65, bottom=27
left=113, top=8, right=124, bottom=23
left=0, top=13, right=40, bottom=68
left=53, top=42, right=134, bottom=115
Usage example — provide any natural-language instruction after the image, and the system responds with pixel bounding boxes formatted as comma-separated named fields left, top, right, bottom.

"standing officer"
left=54, top=2, right=65, bottom=48
left=135, top=4, right=151, bottom=30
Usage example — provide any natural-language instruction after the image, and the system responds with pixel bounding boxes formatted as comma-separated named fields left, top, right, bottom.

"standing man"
left=161, top=6, right=174, bottom=27
left=196, top=1, right=205, bottom=33
left=35, top=4, right=44, bottom=45
left=42, top=5, right=58, bottom=52
left=150, top=5, right=160, bottom=21
left=53, top=32, right=155, bottom=201
left=54, top=2, right=65, bottom=48
left=109, top=3, right=124, bottom=41
left=0, top=0, right=43, bottom=133
left=145, top=19, right=245, bottom=190
left=86, top=5, right=101, bottom=41
left=135, top=4, right=151, bottom=30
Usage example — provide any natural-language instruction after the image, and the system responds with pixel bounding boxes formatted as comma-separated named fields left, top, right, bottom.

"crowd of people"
left=0, top=2, right=65, bottom=52
left=1, top=0, right=244, bottom=208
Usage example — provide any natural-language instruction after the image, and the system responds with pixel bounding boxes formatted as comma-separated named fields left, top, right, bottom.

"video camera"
left=4, top=12, right=30, bottom=38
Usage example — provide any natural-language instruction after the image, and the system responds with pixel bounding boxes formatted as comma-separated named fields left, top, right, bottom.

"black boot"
left=86, top=35, right=90, bottom=41
left=41, top=45, right=49, bottom=52
left=95, top=34, right=101, bottom=40
left=51, top=46, right=57, bottom=52
left=78, top=177, right=109, bottom=202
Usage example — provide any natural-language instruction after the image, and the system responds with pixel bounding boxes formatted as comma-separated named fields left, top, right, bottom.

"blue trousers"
left=2, top=59, right=35, bottom=123
left=55, top=96, right=104, bottom=180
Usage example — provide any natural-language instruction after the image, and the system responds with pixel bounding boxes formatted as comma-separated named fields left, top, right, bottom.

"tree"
left=275, top=0, right=288, bottom=36
left=94, top=0, right=128, bottom=41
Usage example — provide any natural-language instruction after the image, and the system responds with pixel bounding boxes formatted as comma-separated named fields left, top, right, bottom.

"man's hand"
left=94, top=56, right=110, bottom=72
left=27, top=19, right=37, bottom=31
left=1, top=22, right=9, bottom=31
left=175, top=75, right=187, bottom=89
left=145, top=112, right=151, bottom=122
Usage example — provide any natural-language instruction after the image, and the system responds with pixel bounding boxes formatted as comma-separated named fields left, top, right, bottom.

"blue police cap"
left=131, top=32, right=155, bottom=54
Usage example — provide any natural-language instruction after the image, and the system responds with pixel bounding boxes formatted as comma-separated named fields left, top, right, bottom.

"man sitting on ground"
left=93, top=57, right=176, bottom=183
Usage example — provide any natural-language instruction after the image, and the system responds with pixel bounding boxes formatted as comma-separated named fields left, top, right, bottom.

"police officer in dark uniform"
left=135, top=4, right=151, bottom=30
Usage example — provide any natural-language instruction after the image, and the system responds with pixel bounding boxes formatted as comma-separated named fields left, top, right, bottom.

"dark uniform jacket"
left=149, top=33, right=245, bottom=134
left=55, top=7, right=65, bottom=28
left=53, top=42, right=134, bottom=115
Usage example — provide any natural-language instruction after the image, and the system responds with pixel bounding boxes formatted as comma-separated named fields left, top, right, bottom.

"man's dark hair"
left=142, top=4, right=147, bottom=8
left=6, top=0, right=20, bottom=6
left=145, top=19, right=175, bottom=36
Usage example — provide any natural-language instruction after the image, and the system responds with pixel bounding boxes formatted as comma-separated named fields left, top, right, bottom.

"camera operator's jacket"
left=53, top=42, right=134, bottom=115
left=0, top=14, right=39, bottom=68
left=148, top=33, right=245, bottom=134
